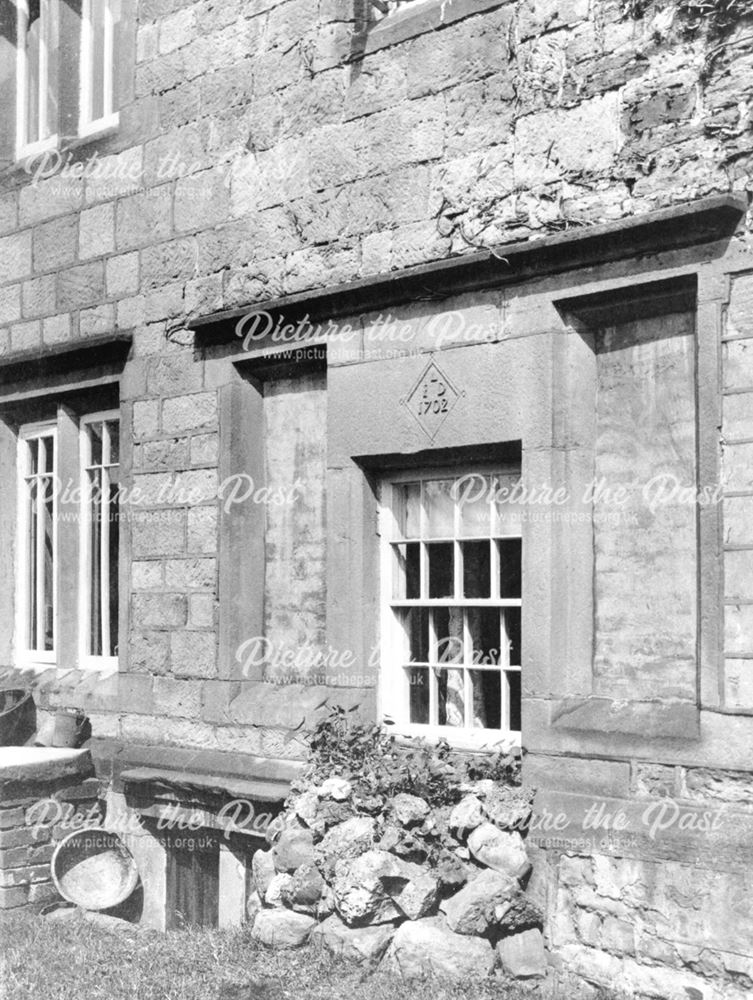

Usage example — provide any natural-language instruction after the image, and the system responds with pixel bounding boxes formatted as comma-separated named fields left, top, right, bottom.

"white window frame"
left=78, top=0, right=120, bottom=138
left=15, top=0, right=59, bottom=161
left=16, top=421, right=58, bottom=667
left=79, top=410, right=120, bottom=671
left=379, top=464, right=522, bottom=751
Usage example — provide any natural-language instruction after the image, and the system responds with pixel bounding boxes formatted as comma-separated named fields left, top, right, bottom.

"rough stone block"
left=725, top=550, right=753, bottom=603
left=129, top=631, right=170, bottom=675
left=523, top=756, right=630, bottom=799
left=131, top=512, right=186, bottom=559
left=0, top=284, right=22, bottom=326
left=251, top=909, right=316, bottom=949
left=170, top=630, right=217, bottom=678
left=131, top=592, right=187, bottom=629
left=33, top=216, right=78, bottom=273
left=0, top=231, right=32, bottom=283
left=496, top=927, right=547, bottom=978
left=152, top=677, right=201, bottom=718
left=79, top=203, right=115, bottom=260
left=724, top=339, right=753, bottom=391
left=42, top=313, right=71, bottom=345
left=106, top=252, right=140, bottom=298
left=57, top=261, right=105, bottom=311
left=383, top=915, right=495, bottom=980
left=162, top=392, right=218, bottom=433
left=311, top=914, right=395, bottom=964
left=116, top=190, right=172, bottom=251
left=22, top=274, right=56, bottom=318
left=132, top=400, right=160, bottom=439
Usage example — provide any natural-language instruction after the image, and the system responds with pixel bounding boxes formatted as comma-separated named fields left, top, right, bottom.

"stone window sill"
left=551, top=698, right=701, bottom=741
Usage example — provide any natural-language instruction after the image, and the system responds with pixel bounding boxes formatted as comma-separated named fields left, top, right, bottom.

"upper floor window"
left=380, top=468, right=522, bottom=747
left=14, top=0, right=123, bottom=160
left=79, top=0, right=121, bottom=137
left=16, top=0, right=60, bottom=157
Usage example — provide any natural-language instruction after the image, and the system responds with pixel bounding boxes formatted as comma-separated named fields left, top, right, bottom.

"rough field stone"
left=319, top=777, right=352, bottom=801
left=378, top=824, right=428, bottom=863
left=311, top=914, right=395, bottom=964
left=251, top=909, right=317, bottom=949
left=316, top=816, right=377, bottom=876
left=450, top=794, right=485, bottom=837
left=496, top=928, right=547, bottom=978
left=265, top=873, right=294, bottom=908
left=273, top=827, right=315, bottom=872
left=391, top=793, right=430, bottom=826
left=281, top=863, right=325, bottom=911
left=293, top=790, right=320, bottom=829
left=251, top=849, right=276, bottom=897
left=391, top=868, right=440, bottom=920
left=383, top=915, right=495, bottom=980
left=435, top=855, right=470, bottom=893
left=440, top=870, right=519, bottom=935
left=467, top=823, right=531, bottom=880
left=494, top=893, right=542, bottom=933
left=483, top=791, right=533, bottom=833
left=333, top=850, right=404, bottom=926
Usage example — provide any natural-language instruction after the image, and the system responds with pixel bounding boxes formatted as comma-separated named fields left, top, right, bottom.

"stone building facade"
left=0, top=0, right=753, bottom=995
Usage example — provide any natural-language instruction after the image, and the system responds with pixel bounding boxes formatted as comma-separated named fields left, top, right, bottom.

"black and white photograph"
left=0, top=1, right=751, bottom=997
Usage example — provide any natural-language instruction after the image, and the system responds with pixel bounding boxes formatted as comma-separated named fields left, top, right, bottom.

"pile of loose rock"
left=248, top=775, right=546, bottom=981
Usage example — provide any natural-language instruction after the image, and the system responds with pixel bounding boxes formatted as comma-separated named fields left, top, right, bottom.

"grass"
left=0, top=910, right=550, bottom=1000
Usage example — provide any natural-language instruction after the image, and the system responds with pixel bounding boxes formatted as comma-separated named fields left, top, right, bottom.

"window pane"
left=470, top=670, right=500, bottom=729
left=438, top=669, right=464, bottom=727
left=393, top=542, right=420, bottom=600
left=504, top=607, right=521, bottom=666
left=427, top=541, right=453, bottom=598
left=434, top=607, right=463, bottom=665
left=89, top=421, right=104, bottom=466
left=457, top=475, right=491, bottom=537
left=25, top=3, right=41, bottom=142
left=499, top=538, right=522, bottom=598
left=395, top=483, right=421, bottom=538
left=27, top=480, right=37, bottom=648
left=493, top=474, right=524, bottom=537
left=462, top=540, right=490, bottom=599
left=108, top=482, right=120, bottom=657
left=111, top=0, right=123, bottom=112
left=432, top=608, right=463, bottom=663
left=398, top=607, right=429, bottom=663
left=107, top=419, right=120, bottom=465
left=507, top=671, right=521, bottom=733
left=45, top=0, right=59, bottom=139
left=91, top=0, right=106, bottom=122
left=467, top=606, right=500, bottom=666
left=28, top=438, right=39, bottom=476
left=41, top=436, right=54, bottom=473
left=424, top=479, right=454, bottom=537
left=408, top=667, right=429, bottom=724
left=89, top=468, right=102, bottom=656
left=42, top=479, right=54, bottom=651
